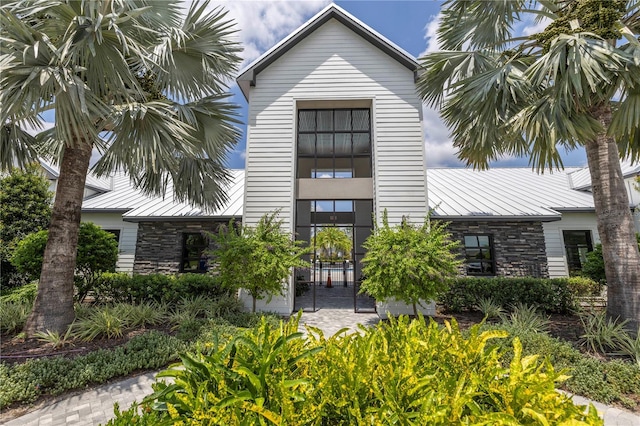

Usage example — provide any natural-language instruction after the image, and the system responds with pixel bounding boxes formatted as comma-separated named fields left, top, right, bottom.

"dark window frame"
left=181, top=232, right=209, bottom=273
left=463, top=234, right=496, bottom=276
left=296, top=108, right=372, bottom=179
left=562, top=230, right=593, bottom=274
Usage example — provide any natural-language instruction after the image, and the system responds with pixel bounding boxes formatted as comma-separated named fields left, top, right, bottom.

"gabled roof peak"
left=236, top=3, right=419, bottom=100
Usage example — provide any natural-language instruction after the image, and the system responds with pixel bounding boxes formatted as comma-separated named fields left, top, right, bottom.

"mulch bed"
left=0, top=324, right=173, bottom=365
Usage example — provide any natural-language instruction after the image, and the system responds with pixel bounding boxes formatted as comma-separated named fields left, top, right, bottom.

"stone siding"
left=444, top=220, right=549, bottom=278
left=132, top=220, right=230, bottom=274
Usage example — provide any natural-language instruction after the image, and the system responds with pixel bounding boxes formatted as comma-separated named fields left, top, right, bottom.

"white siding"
left=243, top=19, right=427, bottom=313
left=542, top=212, right=600, bottom=278
left=244, top=19, right=426, bottom=228
left=80, top=212, right=138, bottom=273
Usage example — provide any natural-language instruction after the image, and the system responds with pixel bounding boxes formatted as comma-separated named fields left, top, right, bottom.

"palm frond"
left=151, top=1, right=241, bottom=100
left=417, top=51, right=502, bottom=107
left=612, top=87, right=640, bottom=162
left=0, top=122, right=41, bottom=170
left=434, top=55, right=533, bottom=169
left=527, top=34, right=625, bottom=111
left=438, top=0, right=527, bottom=51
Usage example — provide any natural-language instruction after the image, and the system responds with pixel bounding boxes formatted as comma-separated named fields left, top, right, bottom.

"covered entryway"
left=294, top=200, right=375, bottom=313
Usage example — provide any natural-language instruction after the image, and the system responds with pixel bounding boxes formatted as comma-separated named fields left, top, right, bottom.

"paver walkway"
left=2, top=306, right=639, bottom=426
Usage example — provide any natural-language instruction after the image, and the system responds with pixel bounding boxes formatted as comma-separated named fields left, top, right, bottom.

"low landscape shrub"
left=92, top=272, right=227, bottom=304
left=107, top=315, right=600, bottom=425
left=0, top=303, right=270, bottom=410
left=438, top=276, right=580, bottom=313
left=0, top=331, right=186, bottom=409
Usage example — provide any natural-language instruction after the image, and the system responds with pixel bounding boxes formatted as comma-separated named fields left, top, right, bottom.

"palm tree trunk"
left=585, top=104, right=640, bottom=330
left=24, top=141, right=93, bottom=336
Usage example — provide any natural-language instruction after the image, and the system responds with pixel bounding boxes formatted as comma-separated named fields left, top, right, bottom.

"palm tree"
left=418, top=0, right=640, bottom=329
left=1, top=0, right=241, bottom=335
left=312, top=226, right=352, bottom=263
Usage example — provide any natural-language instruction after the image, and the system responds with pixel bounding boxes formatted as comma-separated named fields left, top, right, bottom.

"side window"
left=181, top=233, right=209, bottom=273
left=562, top=230, right=593, bottom=274
left=463, top=234, right=495, bottom=275
left=103, top=229, right=121, bottom=246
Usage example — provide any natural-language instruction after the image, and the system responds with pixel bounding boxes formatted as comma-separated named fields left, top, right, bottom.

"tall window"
left=297, top=109, right=371, bottom=179
left=463, top=234, right=495, bottom=275
left=563, top=230, right=593, bottom=274
left=181, top=233, right=209, bottom=273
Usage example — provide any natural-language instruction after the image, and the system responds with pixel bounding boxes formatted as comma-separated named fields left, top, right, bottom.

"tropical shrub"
left=112, top=315, right=600, bottom=425
left=482, top=325, right=640, bottom=410
left=579, top=311, right=629, bottom=355
left=11, top=222, right=118, bottom=300
left=498, top=303, right=550, bottom=335
left=210, top=212, right=308, bottom=312
left=0, top=164, right=52, bottom=288
left=474, top=297, right=504, bottom=319
left=439, top=277, right=577, bottom=313
left=360, top=212, right=461, bottom=316
left=0, top=300, right=31, bottom=334
left=616, top=327, right=640, bottom=367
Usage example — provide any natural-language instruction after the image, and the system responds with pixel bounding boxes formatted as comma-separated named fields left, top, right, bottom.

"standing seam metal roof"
left=81, top=170, right=245, bottom=220
left=426, top=168, right=597, bottom=220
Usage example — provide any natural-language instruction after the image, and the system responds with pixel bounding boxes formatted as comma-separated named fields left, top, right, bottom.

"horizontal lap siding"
left=244, top=19, right=426, bottom=232
left=542, top=212, right=600, bottom=278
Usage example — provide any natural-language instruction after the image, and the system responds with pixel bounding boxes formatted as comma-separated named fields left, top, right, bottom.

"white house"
left=34, top=4, right=639, bottom=315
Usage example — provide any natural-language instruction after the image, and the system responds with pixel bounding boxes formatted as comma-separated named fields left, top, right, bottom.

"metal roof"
left=82, top=170, right=245, bottom=221
left=426, top=168, right=597, bottom=221
left=40, top=158, right=112, bottom=192
left=236, top=3, right=419, bottom=100
left=568, top=159, right=640, bottom=191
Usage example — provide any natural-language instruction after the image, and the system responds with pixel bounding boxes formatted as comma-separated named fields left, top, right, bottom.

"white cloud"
left=422, top=105, right=462, bottom=167
left=420, top=12, right=443, bottom=57
left=419, top=14, right=463, bottom=168
left=209, top=0, right=331, bottom=66
left=521, top=16, right=551, bottom=37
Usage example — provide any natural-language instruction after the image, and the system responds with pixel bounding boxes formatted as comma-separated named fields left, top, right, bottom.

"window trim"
left=463, top=233, right=496, bottom=276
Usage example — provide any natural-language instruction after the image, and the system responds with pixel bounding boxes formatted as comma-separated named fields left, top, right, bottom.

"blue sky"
left=40, top=1, right=588, bottom=170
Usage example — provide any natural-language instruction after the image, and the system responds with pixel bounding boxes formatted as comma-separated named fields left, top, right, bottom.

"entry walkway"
left=2, top=309, right=638, bottom=426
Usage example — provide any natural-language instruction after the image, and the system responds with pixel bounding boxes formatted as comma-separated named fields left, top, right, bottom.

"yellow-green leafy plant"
left=118, top=315, right=601, bottom=425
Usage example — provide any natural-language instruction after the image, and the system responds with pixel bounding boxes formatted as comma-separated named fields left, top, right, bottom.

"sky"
left=40, top=0, right=588, bottom=170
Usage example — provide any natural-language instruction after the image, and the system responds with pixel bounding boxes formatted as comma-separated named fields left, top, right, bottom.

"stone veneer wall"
left=133, top=220, right=230, bottom=274
left=444, top=220, right=549, bottom=278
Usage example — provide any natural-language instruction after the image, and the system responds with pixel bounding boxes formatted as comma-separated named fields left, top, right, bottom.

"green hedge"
left=93, top=273, right=228, bottom=304
left=438, top=277, right=589, bottom=313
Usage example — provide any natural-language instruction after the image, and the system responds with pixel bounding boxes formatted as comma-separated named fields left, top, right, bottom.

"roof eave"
left=431, top=214, right=562, bottom=223
left=123, top=214, right=242, bottom=223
